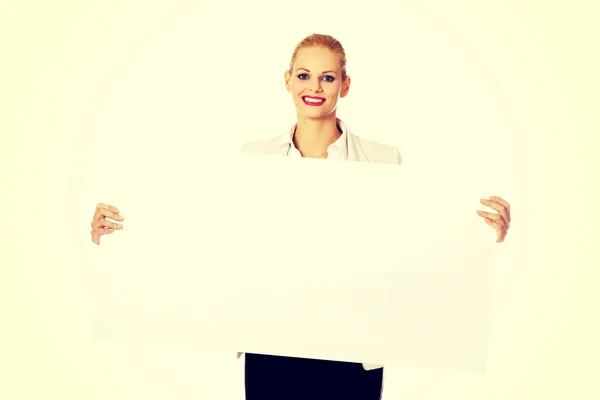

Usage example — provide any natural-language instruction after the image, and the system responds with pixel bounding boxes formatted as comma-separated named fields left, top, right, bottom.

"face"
left=285, top=46, right=351, bottom=119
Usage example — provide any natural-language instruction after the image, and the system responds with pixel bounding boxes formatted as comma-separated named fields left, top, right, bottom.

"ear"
left=340, top=76, right=351, bottom=98
left=284, top=70, right=292, bottom=93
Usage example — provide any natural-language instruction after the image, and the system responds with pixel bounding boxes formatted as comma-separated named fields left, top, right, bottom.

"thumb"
left=92, top=231, right=100, bottom=246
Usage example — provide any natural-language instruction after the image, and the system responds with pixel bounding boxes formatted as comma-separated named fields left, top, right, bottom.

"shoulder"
left=352, top=135, right=402, bottom=165
left=240, top=136, right=284, bottom=155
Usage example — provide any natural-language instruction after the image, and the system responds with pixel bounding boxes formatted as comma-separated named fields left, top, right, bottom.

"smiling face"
left=285, top=46, right=351, bottom=120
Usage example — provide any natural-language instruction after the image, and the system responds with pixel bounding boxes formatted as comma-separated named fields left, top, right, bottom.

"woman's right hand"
left=91, top=203, right=124, bottom=245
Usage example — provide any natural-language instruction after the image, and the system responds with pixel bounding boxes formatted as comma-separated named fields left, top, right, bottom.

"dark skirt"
left=244, top=353, right=384, bottom=400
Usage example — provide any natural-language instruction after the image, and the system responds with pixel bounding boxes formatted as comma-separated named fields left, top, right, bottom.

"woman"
left=90, top=34, right=511, bottom=400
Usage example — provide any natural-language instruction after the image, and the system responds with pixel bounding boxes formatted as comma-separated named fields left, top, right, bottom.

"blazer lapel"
left=345, top=126, right=369, bottom=162
left=270, top=120, right=369, bottom=162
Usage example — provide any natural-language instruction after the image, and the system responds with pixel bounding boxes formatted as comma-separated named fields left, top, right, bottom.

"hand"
left=237, top=352, right=244, bottom=359
left=477, top=196, right=511, bottom=243
left=91, top=203, right=124, bottom=245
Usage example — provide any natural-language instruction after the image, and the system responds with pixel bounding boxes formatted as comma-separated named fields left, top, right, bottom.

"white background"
left=77, top=2, right=511, bottom=395
left=2, top=0, right=598, bottom=399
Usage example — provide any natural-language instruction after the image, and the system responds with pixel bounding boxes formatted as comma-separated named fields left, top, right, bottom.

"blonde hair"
left=288, top=33, right=348, bottom=80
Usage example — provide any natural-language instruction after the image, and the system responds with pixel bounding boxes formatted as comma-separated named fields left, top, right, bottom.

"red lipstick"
left=302, top=96, right=326, bottom=106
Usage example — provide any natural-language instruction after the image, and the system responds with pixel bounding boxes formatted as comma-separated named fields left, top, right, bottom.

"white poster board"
left=87, top=153, right=497, bottom=373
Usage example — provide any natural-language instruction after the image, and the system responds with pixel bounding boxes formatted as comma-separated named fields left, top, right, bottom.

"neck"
left=293, top=114, right=341, bottom=158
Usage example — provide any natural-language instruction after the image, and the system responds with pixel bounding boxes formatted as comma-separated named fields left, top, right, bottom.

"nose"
left=311, top=78, right=323, bottom=93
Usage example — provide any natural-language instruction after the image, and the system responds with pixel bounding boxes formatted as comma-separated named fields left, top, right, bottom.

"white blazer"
left=238, top=120, right=401, bottom=371
left=241, top=120, right=402, bottom=165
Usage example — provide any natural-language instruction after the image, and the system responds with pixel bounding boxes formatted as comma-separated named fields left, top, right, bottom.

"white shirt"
left=279, top=119, right=349, bottom=161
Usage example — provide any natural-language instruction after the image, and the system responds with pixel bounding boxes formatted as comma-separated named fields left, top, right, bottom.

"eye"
left=297, top=73, right=309, bottom=80
left=322, top=75, right=335, bottom=82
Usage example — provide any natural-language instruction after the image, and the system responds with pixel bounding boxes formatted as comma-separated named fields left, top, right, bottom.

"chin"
left=296, top=105, right=335, bottom=119
left=301, top=113, right=331, bottom=121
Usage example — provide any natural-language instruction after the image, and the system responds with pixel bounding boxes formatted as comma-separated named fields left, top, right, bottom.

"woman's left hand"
left=477, top=196, right=511, bottom=243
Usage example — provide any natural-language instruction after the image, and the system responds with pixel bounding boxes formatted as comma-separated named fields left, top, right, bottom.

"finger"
left=479, top=198, right=503, bottom=213
left=94, top=224, right=115, bottom=235
left=93, top=208, right=102, bottom=222
left=479, top=200, right=510, bottom=228
left=486, top=197, right=511, bottom=224
left=237, top=352, right=243, bottom=359
left=498, top=223, right=508, bottom=242
left=477, top=211, right=506, bottom=227
left=498, top=228, right=507, bottom=243
left=97, top=203, right=120, bottom=214
left=482, top=216, right=500, bottom=228
left=488, top=196, right=511, bottom=224
left=489, top=196, right=510, bottom=212
left=93, top=203, right=120, bottom=221
left=503, top=210, right=510, bottom=228
left=98, top=218, right=123, bottom=230
left=92, top=219, right=115, bottom=231
left=482, top=217, right=505, bottom=242
left=91, top=231, right=100, bottom=245
left=91, top=218, right=118, bottom=230
left=93, top=226, right=114, bottom=236
left=101, top=209, right=125, bottom=222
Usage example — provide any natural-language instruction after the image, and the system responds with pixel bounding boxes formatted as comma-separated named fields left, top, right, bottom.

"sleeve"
left=393, top=146, right=402, bottom=165
left=362, top=363, right=384, bottom=370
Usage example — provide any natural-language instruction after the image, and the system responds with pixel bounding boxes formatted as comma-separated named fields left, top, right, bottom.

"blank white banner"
left=87, top=153, right=497, bottom=373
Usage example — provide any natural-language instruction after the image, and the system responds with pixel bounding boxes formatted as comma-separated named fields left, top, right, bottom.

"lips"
left=302, top=96, right=326, bottom=106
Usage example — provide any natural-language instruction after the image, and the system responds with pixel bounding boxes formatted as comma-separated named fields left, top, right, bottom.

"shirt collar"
left=278, top=118, right=349, bottom=159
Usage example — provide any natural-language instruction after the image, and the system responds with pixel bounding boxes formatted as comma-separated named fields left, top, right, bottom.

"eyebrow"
left=296, top=68, right=338, bottom=75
